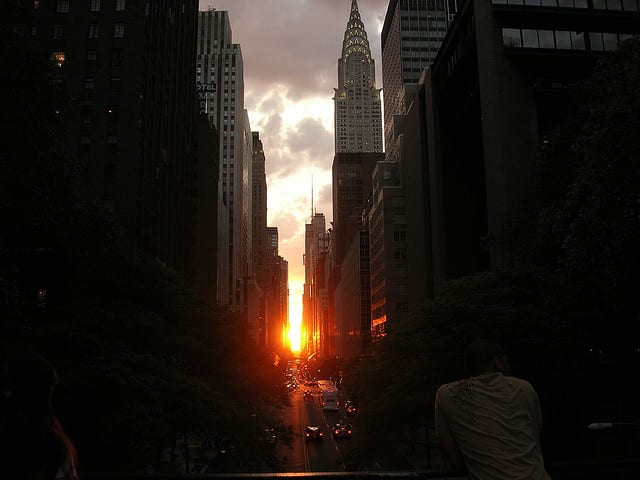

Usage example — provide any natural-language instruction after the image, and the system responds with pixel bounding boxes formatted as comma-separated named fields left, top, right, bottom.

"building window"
left=85, top=51, right=97, bottom=66
left=106, top=105, right=119, bottom=121
left=104, top=163, right=117, bottom=184
left=555, top=31, right=572, bottom=50
left=51, top=51, right=65, bottom=68
left=110, top=77, right=121, bottom=92
left=103, top=195, right=115, bottom=212
left=51, top=78, right=64, bottom=94
left=81, top=106, right=92, bottom=126
left=115, top=0, right=126, bottom=11
left=538, top=30, right=555, bottom=48
left=37, top=289, right=47, bottom=308
left=53, top=24, right=64, bottom=39
left=571, top=31, right=585, bottom=50
left=90, top=0, right=101, bottom=12
left=88, top=23, right=99, bottom=39
left=522, top=29, right=539, bottom=48
left=590, top=32, right=605, bottom=51
left=80, top=135, right=91, bottom=152
left=84, top=77, right=95, bottom=90
left=106, top=135, right=118, bottom=153
left=56, top=0, right=69, bottom=13
left=111, top=48, right=123, bottom=66
left=114, top=23, right=125, bottom=38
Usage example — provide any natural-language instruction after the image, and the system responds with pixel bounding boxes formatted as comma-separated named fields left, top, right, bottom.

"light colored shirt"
left=435, top=372, right=551, bottom=480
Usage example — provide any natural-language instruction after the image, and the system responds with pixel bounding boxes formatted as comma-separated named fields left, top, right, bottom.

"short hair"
left=465, top=339, right=506, bottom=376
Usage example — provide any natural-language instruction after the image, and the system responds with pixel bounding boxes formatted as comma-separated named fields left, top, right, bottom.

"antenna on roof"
left=311, top=174, right=314, bottom=219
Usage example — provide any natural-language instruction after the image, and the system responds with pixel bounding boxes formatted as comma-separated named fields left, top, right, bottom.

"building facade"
left=303, top=213, right=330, bottom=358
left=420, top=0, right=640, bottom=287
left=252, top=132, right=267, bottom=287
left=368, top=161, right=406, bottom=338
left=261, top=227, right=290, bottom=355
left=381, top=0, right=455, bottom=161
left=197, top=8, right=250, bottom=307
left=332, top=152, right=383, bottom=266
left=28, top=0, right=202, bottom=280
left=336, top=227, right=371, bottom=358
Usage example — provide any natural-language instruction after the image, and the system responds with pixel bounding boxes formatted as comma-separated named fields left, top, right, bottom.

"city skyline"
left=198, top=0, right=388, bottom=324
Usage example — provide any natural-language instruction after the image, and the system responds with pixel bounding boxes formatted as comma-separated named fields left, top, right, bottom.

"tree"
left=537, top=38, right=640, bottom=350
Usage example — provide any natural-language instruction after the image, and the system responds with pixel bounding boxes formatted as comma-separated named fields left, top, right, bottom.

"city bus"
left=317, top=379, right=335, bottom=390
left=320, top=386, right=339, bottom=411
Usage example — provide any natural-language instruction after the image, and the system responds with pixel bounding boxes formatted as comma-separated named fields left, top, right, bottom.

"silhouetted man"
left=435, top=339, right=550, bottom=480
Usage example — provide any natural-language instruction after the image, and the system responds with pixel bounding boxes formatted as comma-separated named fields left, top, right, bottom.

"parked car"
left=332, top=422, right=352, bottom=439
left=305, top=425, right=324, bottom=442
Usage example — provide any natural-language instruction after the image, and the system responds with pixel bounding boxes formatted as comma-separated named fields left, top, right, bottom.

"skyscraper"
left=303, top=213, right=330, bottom=358
left=381, top=0, right=455, bottom=160
left=330, top=1, right=385, bottom=358
left=332, top=1, right=384, bottom=263
left=252, top=132, right=267, bottom=288
left=334, top=0, right=383, bottom=154
left=332, top=152, right=382, bottom=265
left=197, top=9, right=250, bottom=307
left=25, top=0, right=200, bottom=278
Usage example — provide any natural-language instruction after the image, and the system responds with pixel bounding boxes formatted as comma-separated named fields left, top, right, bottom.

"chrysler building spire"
left=342, top=0, right=371, bottom=62
left=334, top=0, right=383, bottom=153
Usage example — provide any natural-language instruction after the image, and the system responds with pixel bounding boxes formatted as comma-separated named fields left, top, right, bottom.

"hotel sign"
left=197, top=82, right=216, bottom=114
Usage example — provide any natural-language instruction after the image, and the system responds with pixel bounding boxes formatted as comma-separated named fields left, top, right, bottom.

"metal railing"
left=81, top=460, right=640, bottom=480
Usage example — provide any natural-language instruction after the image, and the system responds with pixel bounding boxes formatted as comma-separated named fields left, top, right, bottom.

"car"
left=303, top=390, right=313, bottom=401
left=345, top=400, right=358, bottom=416
left=305, top=380, right=318, bottom=387
left=305, top=426, right=324, bottom=442
left=332, top=422, right=352, bottom=439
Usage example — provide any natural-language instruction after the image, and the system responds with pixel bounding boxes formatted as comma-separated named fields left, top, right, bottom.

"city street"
left=278, top=382, right=352, bottom=472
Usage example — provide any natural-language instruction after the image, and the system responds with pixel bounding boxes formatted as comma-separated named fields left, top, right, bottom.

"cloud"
left=200, top=0, right=388, bottom=100
left=286, top=117, right=332, bottom=161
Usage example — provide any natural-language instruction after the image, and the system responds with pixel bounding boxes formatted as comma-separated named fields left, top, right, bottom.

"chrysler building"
left=334, top=0, right=383, bottom=153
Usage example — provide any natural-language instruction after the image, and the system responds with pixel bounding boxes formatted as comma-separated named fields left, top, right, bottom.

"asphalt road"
left=278, top=385, right=352, bottom=472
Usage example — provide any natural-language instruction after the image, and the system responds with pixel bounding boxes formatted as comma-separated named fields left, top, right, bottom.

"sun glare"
left=288, top=321, right=301, bottom=353
left=287, top=280, right=303, bottom=353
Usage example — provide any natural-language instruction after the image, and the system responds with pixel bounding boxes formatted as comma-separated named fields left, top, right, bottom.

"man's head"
left=465, top=339, right=510, bottom=376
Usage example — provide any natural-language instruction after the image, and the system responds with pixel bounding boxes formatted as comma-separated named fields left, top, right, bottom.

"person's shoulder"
left=436, top=379, right=468, bottom=400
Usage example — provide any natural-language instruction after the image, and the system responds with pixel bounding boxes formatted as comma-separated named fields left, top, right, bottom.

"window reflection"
left=502, top=28, right=633, bottom=51
left=492, top=0, right=637, bottom=7
left=539, top=30, right=555, bottom=48
left=522, top=29, right=539, bottom=48
left=51, top=51, right=65, bottom=67
left=502, top=28, right=522, bottom=47
left=555, top=31, right=571, bottom=49
left=571, top=31, right=585, bottom=50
